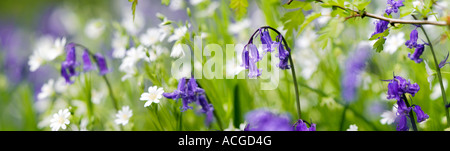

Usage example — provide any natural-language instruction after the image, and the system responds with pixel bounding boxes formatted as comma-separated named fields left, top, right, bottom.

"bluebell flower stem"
left=402, top=94, right=418, bottom=131
left=102, top=75, right=119, bottom=111
left=413, top=15, right=450, bottom=127
left=260, top=26, right=302, bottom=119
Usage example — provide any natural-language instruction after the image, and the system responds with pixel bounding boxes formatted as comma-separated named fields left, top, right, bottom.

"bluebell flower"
left=385, top=0, right=404, bottom=15
left=395, top=99, right=411, bottom=131
left=61, top=43, right=78, bottom=84
left=341, top=43, right=371, bottom=103
left=412, top=105, right=429, bottom=123
left=438, top=52, right=449, bottom=68
left=244, top=109, right=293, bottom=131
left=408, top=44, right=425, bottom=63
left=371, top=20, right=389, bottom=37
left=385, top=75, right=420, bottom=101
left=163, top=77, right=214, bottom=125
left=260, top=28, right=275, bottom=53
left=293, top=119, right=316, bottom=131
left=93, top=53, right=110, bottom=75
left=275, top=35, right=290, bottom=70
left=246, top=44, right=262, bottom=78
left=405, top=29, right=418, bottom=49
left=82, top=49, right=95, bottom=71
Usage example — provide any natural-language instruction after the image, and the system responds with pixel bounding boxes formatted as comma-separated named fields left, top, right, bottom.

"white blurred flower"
left=119, top=46, right=147, bottom=81
left=140, top=28, right=162, bottom=47
left=140, top=86, right=164, bottom=107
left=28, top=36, right=66, bottom=71
left=170, top=43, right=186, bottom=58
left=37, top=79, right=55, bottom=102
left=122, top=11, right=144, bottom=35
left=430, top=79, right=448, bottom=100
left=50, top=109, right=71, bottom=131
left=115, top=106, right=133, bottom=126
left=112, top=32, right=129, bottom=59
left=54, top=77, right=69, bottom=94
left=384, top=32, right=405, bottom=54
left=295, top=30, right=319, bottom=79
left=196, top=1, right=219, bottom=18
left=84, top=19, right=105, bottom=39
left=168, top=26, right=187, bottom=42
left=317, top=8, right=332, bottom=25
left=424, top=60, right=436, bottom=89
left=169, top=0, right=185, bottom=11
left=226, top=59, right=245, bottom=77
left=346, top=124, right=358, bottom=131
left=413, top=0, right=423, bottom=8
left=380, top=105, right=397, bottom=125
left=228, top=19, right=250, bottom=34
left=190, top=0, right=204, bottom=5
left=92, top=90, right=105, bottom=104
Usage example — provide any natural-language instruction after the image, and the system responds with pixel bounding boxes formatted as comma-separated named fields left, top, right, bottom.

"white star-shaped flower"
left=346, top=124, right=358, bottom=131
left=37, top=79, right=55, bottom=101
left=49, top=109, right=71, bottom=131
left=380, top=105, right=398, bottom=125
left=140, top=86, right=164, bottom=107
left=115, top=106, right=133, bottom=126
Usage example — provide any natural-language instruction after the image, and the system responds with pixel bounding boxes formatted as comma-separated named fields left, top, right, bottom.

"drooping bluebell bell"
left=61, top=43, right=78, bottom=84
left=385, top=0, right=404, bottom=15
left=244, top=109, right=293, bottom=131
left=93, top=53, right=109, bottom=75
left=260, top=28, right=275, bottom=53
left=405, top=29, right=418, bottom=49
left=395, top=99, right=411, bottom=131
left=245, top=44, right=262, bottom=78
left=408, top=44, right=425, bottom=63
left=275, top=35, right=290, bottom=70
left=82, top=49, right=95, bottom=71
left=412, top=105, right=429, bottom=123
left=163, top=76, right=214, bottom=125
left=341, top=43, right=372, bottom=103
left=371, top=20, right=389, bottom=37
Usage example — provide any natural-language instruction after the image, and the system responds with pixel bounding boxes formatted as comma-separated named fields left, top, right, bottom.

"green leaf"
left=373, top=37, right=386, bottom=53
left=281, top=9, right=305, bottom=38
left=399, top=0, right=414, bottom=18
left=161, top=0, right=170, bottom=6
left=369, top=29, right=389, bottom=40
left=131, top=0, right=138, bottom=21
left=297, top=12, right=321, bottom=36
left=230, top=0, right=248, bottom=20
left=353, top=0, right=371, bottom=11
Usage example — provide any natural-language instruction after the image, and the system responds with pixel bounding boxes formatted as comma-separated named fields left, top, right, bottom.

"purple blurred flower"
left=412, top=105, right=429, bottom=123
left=293, top=119, right=316, bottom=131
left=341, top=43, right=371, bottom=103
left=438, top=52, right=449, bottom=68
left=61, top=43, right=78, bottom=84
left=408, top=44, right=425, bottom=63
left=198, top=94, right=214, bottom=126
left=244, top=109, right=293, bottom=131
left=385, top=0, right=404, bottom=15
left=82, top=49, right=95, bottom=71
left=93, top=53, right=109, bottom=75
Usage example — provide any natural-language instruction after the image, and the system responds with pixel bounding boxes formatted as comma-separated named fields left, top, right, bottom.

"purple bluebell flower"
left=82, top=49, right=95, bottom=71
left=163, top=77, right=213, bottom=125
left=93, top=53, right=109, bottom=75
left=244, top=109, right=293, bottom=131
left=275, top=35, right=290, bottom=70
left=385, top=0, right=405, bottom=15
left=395, top=113, right=409, bottom=131
left=341, top=43, right=371, bottom=103
left=371, top=20, right=389, bottom=37
left=247, top=44, right=262, bottom=78
left=385, top=75, right=420, bottom=101
left=439, top=52, right=449, bottom=68
left=260, top=28, right=274, bottom=53
left=61, top=43, right=78, bottom=84
left=412, top=105, right=429, bottom=123
left=405, top=29, right=419, bottom=49
left=408, top=44, right=425, bottom=63
left=293, top=119, right=316, bottom=131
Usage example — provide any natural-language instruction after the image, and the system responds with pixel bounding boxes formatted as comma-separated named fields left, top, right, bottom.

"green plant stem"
left=102, top=75, right=119, bottom=111
left=413, top=15, right=450, bottom=127
left=402, top=94, right=418, bottom=131
left=339, top=105, right=348, bottom=131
